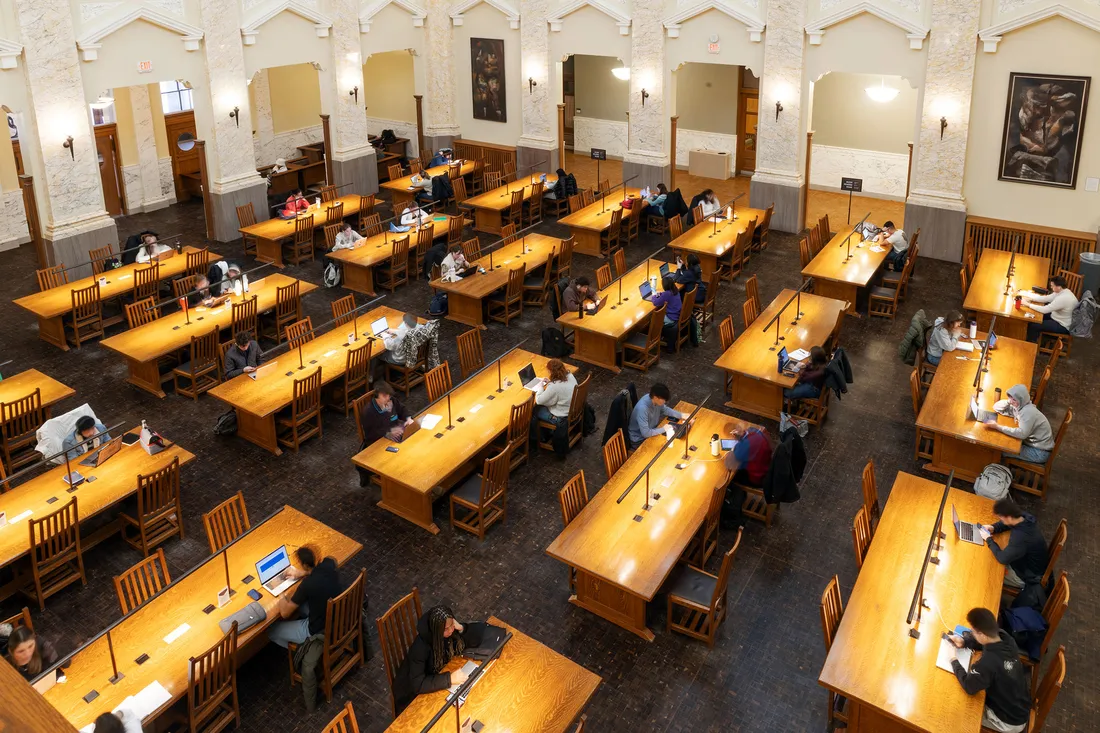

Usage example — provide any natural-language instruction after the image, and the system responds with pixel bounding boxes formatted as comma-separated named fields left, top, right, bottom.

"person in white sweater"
left=1020, top=275, right=1077, bottom=342
left=134, top=233, right=172, bottom=263
left=534, top=359, right=577, bottom=424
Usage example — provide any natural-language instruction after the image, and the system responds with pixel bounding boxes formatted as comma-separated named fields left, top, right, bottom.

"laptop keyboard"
left=960, top=523, right=975, bottom=542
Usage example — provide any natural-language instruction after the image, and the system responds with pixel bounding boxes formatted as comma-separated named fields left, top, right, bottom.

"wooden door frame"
left=735, top=67, right=758, bottom=177
left=94, top=123, right=126, bottom=216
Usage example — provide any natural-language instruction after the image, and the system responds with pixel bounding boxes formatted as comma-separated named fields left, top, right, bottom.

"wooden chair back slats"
left=461, top=238, right=482, bottom=263
left=425, top=362, right=453, bottom=403
left=478, top=444, right=512, bottom=508
left=322, top=701, right=361, bottom=733
left=567, top=193, right=584, bottom=214
left=37, top=264, right=68, bottom=291
left=324, top=223, right=341, bottom=251
left=376, top=587, right=424, bottom=716
left=90, top=245, right=114, bottom=275
left=185, top=249, right=208, bottom=278
left=1041, top=519, right=1067, bottom=588
left=488, top=265, right=526, bottom=325
left=669, top=215, right=683, bottom=240
left=338, top=341, right=373, bottom=417
left=231, top=296, right=258, bottom=341
left=174, top=326, right=221, bottom=399
left=361, top=213, right=383, bottom=237
left=172, top=274, right=197, bottom=300
left=742, top=298, right=759, bottom=329
left=602, top=429, right=628, bottom=480
left=506, top=395, right=534, bottom=470
left=114, top=548, right=171, bottom=614
left=237, top=203, right=258, bottom=257
left=582, top=189, right=595, bottom=207
left=378, top=236, right=410, bottom=292
left=448, top=215, right=464, bottom=246
left=799, top=237, right=813, bottom=269
left=745, top=275, right=760, bottom=313
left=309, top=568, right=367, bottom=702
left=285, top=317, right=315, bottom=350
left=125, top=297, right=159, bottom=329
left=132, top=262, right=160, bottom=302
left=321, top=185, right=338, bottom=203
left=692, top=482, right=725, bottom=568
left=352, top=390, right=376, bottom=444
left=187, top=622, right=240, bottom=733
left=507, top=190, right=525, bottom=226
left=27, top=497, right=85, bottom=609
left=356, top=195, right=376, bottom=232
left=68, top=281, right=105, bottom=348
left=820, top=575, right=844, bottom=652
left=558, top=471, right=589, bottom=527
left=294, top=368, right=323, bottom=419
left=557, top=237, right=574, bottom=279
left=861, top=459, right=880, bottom=522
left=719, top=316, right=736, bottom=351
left=276, top=281, right=302, bottom=328
left=1, top=388, right=44, bottom=474
left=596, top=264, right=613, bottom=291
left=501, top=223, right=518, bottom=244
left=124, top=456, right=184, bottom=555
left=456, top=329, right=485, bottom=378
left=1, top=607, right=33, bottom=633
left=202, top=491, right=251, bottom=553
left=387, top=163, right=404, bottom=182
left=1038, top=572, right=1069, bottom=662
left=1033, top=646, right=1066, bottom=733
left=408, top=160, right=422, bottom=175
left=852, top=505, right=872, bottom=569
left=808, top=224, right=822, bottom=255
left=612, top=248, right=627, bottom=280
left=1032, top=366, right=1052, bottom=408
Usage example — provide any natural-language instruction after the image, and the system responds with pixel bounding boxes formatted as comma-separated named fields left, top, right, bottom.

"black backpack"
left=214, top=409, right=238, bottom=435
left=428, top=292, right=448, bottom=316
left=541, top=327, right=572, bottom=358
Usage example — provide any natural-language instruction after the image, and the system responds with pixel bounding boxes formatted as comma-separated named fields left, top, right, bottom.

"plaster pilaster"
left=424, top=4, right=460, bottom=137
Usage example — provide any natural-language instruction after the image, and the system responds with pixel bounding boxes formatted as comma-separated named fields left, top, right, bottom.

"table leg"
left=571, top=569, right=654, bottom=641
left=124, top=358, right=167, bottom=398
left=813, top=280, right=860, bottom=316
left=571, top=330, right=621, bottom=373
left=378, top=478, right=440, bottom=534
left=444, top=292, right=486, bottom=328
left=234, top=410, right=283, bottom=456
left=341, top=262, right=377, bottom=296
left=926, top=433, right=1003, bottom=483
left=255, top=237, right=286, bottom=268
left=474, top=208, right=503, bottom=234
left=571, top=228, right=604, bottom=257
left=37, top=316, right=70, bottom=351
left=726, top=372, right=783, bottom=420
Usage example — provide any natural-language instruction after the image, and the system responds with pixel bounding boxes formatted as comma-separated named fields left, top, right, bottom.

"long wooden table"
left=713, top=288, right=847, bottom=420
left=43, top=506, right=361, bottom=730
left=0, top=369, right=75, bottom=415
left=239, top=195, right=364, bottom=268
left=209, top=305, right=406, bottom=456
left=547, top=404, right=757, bottom=641
left=802, top=230, right=890, bottom=316
left=13, top=247, right=220, bottom=351
left=558, top=189, right=645, bottom=256
left=100, top=274, right=318, bottom=398
left=381, top=159, right=482, bottom=208
left=354, top=350, right=569, bottom=534
left=429, top=233, right=560, bottom=328
left=0, top=427, right=194, bottom=601
left=819, top=472, right=1006, bottom=733
left=388, top=617, right=599, bottom=733
left=916, top=333, right=1035, bottom=482
left=963, top=250, right=1050, bottom=341
left=463, top=174, right=558, bottom=234
left=668, top=207, right=765, bottom=280
left=556, top=258, right=676, bottom=373
left=327, top=216, right=455, bottom=296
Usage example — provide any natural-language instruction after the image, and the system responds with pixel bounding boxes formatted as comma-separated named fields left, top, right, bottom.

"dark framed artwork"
left=471, top=38, right=506, bottom=123
left=998, top=72, right=1090, bottom=188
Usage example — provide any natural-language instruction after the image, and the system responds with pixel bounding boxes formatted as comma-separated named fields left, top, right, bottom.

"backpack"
left=323, top=261, right=341, bottom=288
left=214, top=409, right=238, bottom=435
left=380, top=129, right=397, bottom=144
left=974, top=463, right=1012, bottom=500
left=428, top=292, right=448, bottom=316
left=541, top=327, right=572, bottom=357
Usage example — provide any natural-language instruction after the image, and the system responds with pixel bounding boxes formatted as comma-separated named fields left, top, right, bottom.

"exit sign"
left=707, top=42, right=720, bottom=54
left=137, top=60, right=153, bottom=73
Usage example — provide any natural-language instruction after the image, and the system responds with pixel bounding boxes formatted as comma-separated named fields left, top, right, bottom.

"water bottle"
left=710, top=433, right=720, bottom=457
left=969, top=320, right=977, bottom=339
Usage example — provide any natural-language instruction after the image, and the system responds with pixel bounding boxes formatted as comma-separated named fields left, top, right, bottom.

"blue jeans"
left=535, top=405, right=565, bottom=425
left=1026, top=313, right=1069, bottom=343
left=886, top=248, right=908, bottom=271
left=1004, top=444, right=1050, bottom=464
left=784, top=383, right=821, bottom=400
left=925, top=351, right=942, bottom=366
left=268, top=604, right=310, bottom=648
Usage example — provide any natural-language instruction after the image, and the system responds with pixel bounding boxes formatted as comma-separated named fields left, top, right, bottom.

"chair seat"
left=172, top=360, right=215, bottom=377
left=523, top=276, right=542, bottom=287
left=882, top=271, right=902, bottom=283
left=666, top=564, right=716, bottom=606
left=870, top=286, right=896, bottom=298
left=624, top=330, right=650, bottom=347
left=452, top=473, right=483, bottom=505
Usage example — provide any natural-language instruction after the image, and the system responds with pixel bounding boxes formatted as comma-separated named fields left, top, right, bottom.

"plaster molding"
left=359, top=0, right=426, bottom=32
left=451, top=0, right=520, bottom=29
left=906, top=188, right=967, bottom=211
left=805, top=2, right=928, bottom=50
left=549, top=0, right=631, bottom=35
left=241, top=1, right=333, bottom=45
left=751, top=167, right=804, bottom=188
left=0, top=38, right=23, bottom=69
left=978, top=4, right=1100, bottom=52
left=76, top=6, right=203, bottom=60
left=664, top=1, right=764, bottom=43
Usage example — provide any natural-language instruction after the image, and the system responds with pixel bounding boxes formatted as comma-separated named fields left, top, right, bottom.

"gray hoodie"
left=927, top=317, right=961, bottom=361
left=996, top=384, right=1054, bottom=451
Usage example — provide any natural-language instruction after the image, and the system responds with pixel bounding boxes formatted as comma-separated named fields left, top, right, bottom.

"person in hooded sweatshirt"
left=946, top=607, right=1031, bottom=733
left=978, top=497, right=1048, bottom=590
left=925, top=311, right=967, bottom=366
left=984, top=384, right=1055, bottom=464
left=391, top=605, right=486, bottom=715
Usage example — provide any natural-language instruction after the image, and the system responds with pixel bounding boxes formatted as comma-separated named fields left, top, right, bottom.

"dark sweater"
left=224, top=341, right=262, bottom=379
left=392, top=613, right=480, bottom=715
left=8, top=638, right=59, bottom=681
left=951, top=631, right=1030, bottom=726
left=358, top=397, right=410, bottom=447
left=796, top=364, right=827, bottom=390
left=987, top=514, right=1047, bottom=585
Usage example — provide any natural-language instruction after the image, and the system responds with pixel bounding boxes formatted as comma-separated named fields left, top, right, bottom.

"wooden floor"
left=563, top=152, right=906, bottom=231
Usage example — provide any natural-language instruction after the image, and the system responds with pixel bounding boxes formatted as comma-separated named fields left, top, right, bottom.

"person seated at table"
left=62, top=415, right=110, bottom=460
left=135, top=233, right=172, bottom=263
left=2, top=626, right=60, bottom=681
left=282, top=189, right=310, bottom=217
left=628, top=383, right=684, bottom=448
left=380, top=313, right=422, bottom=368
left=355, top=381, right=413, bottom=486
left=121, top=230, right=158, bottom=264
left=331, top=222, right=364, bottom=251
left=978, top=497, right=1047, bottom=592
left=925, top=311, right=966, bottom=366
left=544, top=168, right=578, bottom=200
left=1019, top=275, right=1078, bottom=343
left=645, top=183, right=669, bottom=216
left=874, top=221, right=909, bottom=271
left=689, top=189, right=721, bottom=222
left=783, top=346, right=828, bottom=401
left=562, top=276, right=597, bottom=312
left=186, top=275, right=229, bottom=308
left=400, top=201, right=431, bottom=227
left=392, top=605, right=486, bottom=716
left=206, top=261, right=245, bottom=296
left=534, top=358, right=577, bottom=427
left=270, top=157, right=288, bottom=175
left=674, top=254, right=706, bottom=302
left=723, top=426, right=773, bottom=488
left=983, top=384, right=1054, bottom=464
left=269, top=546, right=342, bottom=651
left=225, top=331, right=262, bottom=379
left=946, top=607, right=1030, bottom=733
left=440, top=244, right=472, bottom=281
left=648, top=275, right=681, bottom=325
left=92, top=709, right=144, bottom=733
left=428, top=148, right=453, bottom=167
left=408, top=173, right=434, bottom=204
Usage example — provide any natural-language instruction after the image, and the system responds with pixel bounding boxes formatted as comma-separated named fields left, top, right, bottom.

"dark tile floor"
left=2, top=197, right=1096, bottom=733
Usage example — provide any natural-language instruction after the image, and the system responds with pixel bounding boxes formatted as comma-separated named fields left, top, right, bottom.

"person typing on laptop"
left=946, top=608, right=1030, bottom=732
left=783, top=346, right=828, bottom=401
left=392, top=605, right=486, bottom=716
left=982, top=384, right=1054, bottom=464
left=562, top=276, right=597, bottom=312
left=62, top=415, right=111, bottom=461
left=648, top=275, right=681, bottom=325
left=534, top=359, right=576, bottom=427
left=355, top=382, right=413, bottom=487
left=628, top=383, right=684, bottom=449
left=224, top=331, right=263, bottom=380
left=978, top=497, right=1048, bottom=592
left=268, top=546, right=341, bottom=649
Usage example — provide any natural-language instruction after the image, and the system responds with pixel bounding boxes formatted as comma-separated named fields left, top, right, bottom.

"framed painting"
left=471, top=38, right=506, bottom=123
left=998, top=72, right=1090, bottom=188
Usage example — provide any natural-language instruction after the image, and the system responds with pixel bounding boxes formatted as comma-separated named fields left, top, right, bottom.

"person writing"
left=983, top=384, right=1054, bottom=463
left=206, top=261, right=245, bottom=296
left=645, top=184, right=669, bottom=217
left=224, top=331, right=262, bottom=379
left=62, top=415, right=110, bottom=460
left=331, top=222, right=364, bottom=251
left=392, top=605, right=486, bottom=715
left=3, top=626, right=59, bottom=681
left=562, top=276, right=598, bottom=313
left=946, top=607, right=1030, bottom=732
left=723, top=426, right=773, bottom=488
left=401, top=201, right=431, bottom=227
left=355, top=381, right=414, bottom=486
left=282, top=190, right=309, bottom=217
left=926, top=311, right=967, bottom=365
left=875, top=221, right=909, bottom=271
left=977, top=497, right=1048, bottom=591
left=783, top=346, right=828, bottom=401
left=1019, top=275, right=1078, bottom=342
left=534, top=358, right=577, bottom=426
left=268, top=546, right=342, bottom=649
left=648, top=275, right=682, bottom=325
left=628, top=383, right=684, bottom=448
left=135, top=234, right=172, bottom=263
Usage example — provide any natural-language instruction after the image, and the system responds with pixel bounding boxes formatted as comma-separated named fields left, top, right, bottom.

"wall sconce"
left=775, top=101, right=784, bottom=121
left=529, top=77, right=537, bottom=94
left=350, top=86, right=359, bottom=104
left=63, top=136, right=75, bottom=160
left=939, top=116, right=948, bottom=139
left=641, top=88, right=649, bottom=106
left=229, top=106, right=240, bottom=128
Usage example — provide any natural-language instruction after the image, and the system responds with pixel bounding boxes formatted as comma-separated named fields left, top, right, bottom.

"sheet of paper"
left=323, top=350, right=338, bottom=358
left=163, top=623, right=190, bottom=644
left=936, top=637, right=972, bottom=673
left=129, top=681, right=172, bottom=718
left=118, top=274, right=131, bottom=280
left=789, top=348, right=810, bottom=361
left=870, top=246, right=886, bottom=253
left=955, top=341, right=975, bottom=352
left=420, top=414, right=442, bottom=430
left=469, top=404, right=483, bottom=414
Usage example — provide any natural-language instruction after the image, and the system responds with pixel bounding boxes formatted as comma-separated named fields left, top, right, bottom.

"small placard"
left=134, top=653, right=149, bottom=665
left=241, top=574, right=255, bottom=584
left=83, top=689, right=100, bottom=704
left=217, top=588, right=231, bottom=608
left=46, top=496, right=58, bottom=504
left=590, top=148, right=607, bottom=161
left=840, top=177, right=863, bottom=193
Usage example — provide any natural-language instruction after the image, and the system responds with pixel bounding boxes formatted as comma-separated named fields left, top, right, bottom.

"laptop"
left=951, top=504, right=984, bottom=546
left=371, top=317, right=392, bottom=338
left=388, top=420, right=421, bottom=443
left=639, top=281, right=654, bottom=300
left=248, top=362, right=279, bottom=381
left=518, top=363, right=545, bottom=392
left=977, top=331, right=998, bottom=351
left=79, top=435, right=123, bottom=468
left=31, top=669, right=61, bottom=695
left=659, top=262, right=670, bottom=278
left=777, top=347, right=803, bottom=375
left=256, top=545, right=296, bottom=596
left=969, top=397, right=998, bottom=423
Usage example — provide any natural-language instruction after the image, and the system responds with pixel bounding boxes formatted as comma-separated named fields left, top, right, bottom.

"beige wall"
left=112, top=86, right=138, bottom=167
left=675, top=63, right=738, bottom=134
left=811, top=72, right=917, bottom=154
left=267, top=64, right=322, bottom=133
left=241, top=12, right=330, bottom=78
left=363, top=51, right=417, bottom=122
left=453, top=4, right=522, bottom=145
left=79, top=20, right=205, bottom=102
left=665, top=9, right=765, bottom=77
left=574, top=54, right=629, bottom=122
left=0, top=122, right=18, bottom=191
left=964, top=17, right=1100, bottom=232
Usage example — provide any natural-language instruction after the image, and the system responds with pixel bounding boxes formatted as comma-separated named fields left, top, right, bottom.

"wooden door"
left=94, top=124, right=124, bottom=216
left=164, top=110, right=199, bottom=201
left=563, top=57, right=575, bottom=149
left=737, top=92, right=758, bottom=175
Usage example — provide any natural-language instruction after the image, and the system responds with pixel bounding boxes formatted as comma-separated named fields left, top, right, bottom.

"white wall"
left=574, top=55, right=629, bottom=122
left=242, top=13, right=331, bottom=78
left=811, top=72, right=917, bottom=154
left=664, top=8, right=764, bottom=77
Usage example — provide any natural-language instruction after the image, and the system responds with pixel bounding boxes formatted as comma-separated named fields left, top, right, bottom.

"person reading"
left=628, top=383, right=684, bottom=448
left=982, top=384, right=1054, bottom=463
left=875, top=221, right=909, bottom=271
left=391, top=605, right=487, bottom=715
left=562, top=276, right=597, bottom=312
left=783, top=346, right=828, bottom=401
left=926, top=312, right=967, bottom=365
left=62, top=415, right=110, bottom=460
left=978, top=497, right=1047, bottom=591
left=268, top=546, right=342, bottom=650
left=534, top=358, right=576, bottom=426
left=1019, top=275, right=1078, bottom=342
left=224, top=331, right=262, bottom=379
left=331, top=222, right=364, bottom=251
left=946, top=607, right=1030, bottom=732
left=400, top=202, right=431, bottom=227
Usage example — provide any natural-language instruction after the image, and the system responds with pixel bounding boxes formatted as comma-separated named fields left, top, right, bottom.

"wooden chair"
left=719, top=315, right=736, bottom=396
left=202, top=491, right=251, bottom=553
left=783, top=373, right=830, bottom=426
left=375, top=236, right=410, bottom=293
left=869, top=278, right=902, bottom=319
left=665, top=528, right=741, bottom=646
left=1, top=607, right=33, bottom=633
left=461, top=237, right=482, bottom=262
left=556, top=236, right=575, bottom=280
left=852, top=505, right=872, bottom=569
left=330, top=294, right=356, bottom=327
left=692, top=204, right=704, bottom=226
left=820, top=575, right=848, bottom=729
left=322, top=701, right=361, bottom=733
left=487, top=264, right=525, bottom=325
left=522, top=249, right=556, bottom=308
left=320, top=184, right=338, bottom=203
left=172, top=274, right=197, bottom=301
left=597, top=178, right=610, bottom=196
left=505, top=189, right=525, bottom=228
left=602, top=428, right=628, bottom=480
left=646, top=207, right=667, bottom=235
left=668, top=214, right=683, bottom=240
left=1023, top=573, right=1069, bottom=693
left=1005, top=409, right=1071, bottom=499
left=960, top=267, right=970, bottom=299
left=69, top=282, right=104, bottom=348
left=385, top=337, right=430, bottom=397
left=665, top=287, right=697, bottom=353
left=329, top=341, right=372, bottom=417
left=611, top=248, right=627, bottom=280
left=456, top=329, right=485, bottom=378
left=377, top=588, right=423, bottom=717
left=503, top=161, right=517, bottom=182
left=287, top=214, right=315, bottom=265
left=24, top=497, right=85, bottom=610
left=799, top=237, right=813, bottom=269
left=236, top=203, right=258, bottom=256
left=387, top=163, right=404, bottom=181
left=360, top=213, right=383, bottom=237
left=882, top=238, right=919, bottom=299
left=485, top=171, right=504, bottom=191
left=567, top=192, right=584, bottom=214
left=186, top=623, right=240, bottom=733
left=1031, top=365, right=1052, bottom=408
left=693, top=272, right=721, bottom=333
left=277, top=368, right=323, bottom=452
left=624, top=199, right=643, bottom=244
left=600, top=208, right=622, bottom=258
left=742, top=298, right=759, bottom=329
left=413, top=226, right=433, bottom=280
left=861, top=459, right=880, bottom=525
left=408, top=159, right=422, bottom=175
left=131, top=262, right=161, bottom=303
left=745, top=274, right=760, bottom=314
left=1, top=389, right=44, bottom=475
left=37, top=264, right=68, bottom=291
left=173, top=327, right=221, bottom=399
left=286, top=569, right=367, bottom=704
left=1039, top=329, right=1072, bottom=360
left=425, top=361, right=453, bottom=402
left=263, top=280, right=301, bottom=344
left=125, top=296, right=159, bottom=329
left=185, top=248, right=208, bottom=278
left=113, top=548, right=171, bottom=614
left=1024, top=646, right=1066, bottom=733
left=685, top=482, right=724, bottom=569
left=595, top=263, right=613, bottom=291
left=121, top=457, right=184, bottom=557
left=623, top=305, right=665, bottom=372
left=737, top=217, right=757, bottom=270
left=558, top=471, right=589, bottom=593
left=817, top=215, right=832, bottom=245
left=963, top=237, right=977, bottom=280
left=357, top=195, right=377, bottom=232
left=752, top=204, right=774, bottom=251
left=323, top=223, right=340, bottom=252
left=909, top=369, right=935, bottom=461
left=537, top=374, right=590, bottom=453
left=90, top=245, right=114, bottom=275
left=501, top=223, right=519, bottom=244
left=447, top=214, right=465, bottom=247
left=1006, top=518, right=1065, bottom=599
left=503, top=395, right=534, bottom=471
left=230, top=296, right=258, bottom=344
left=524, top=182, right=544, bottom=226
left=573, top=715, right=587, bottom=733
left=450, top=445, right=511, bottom=540
left=808, top=224, right=823, bottom=255
left=582, top=189, right=594, bottom=206
left=1057, top=268, right=1083, bottom=299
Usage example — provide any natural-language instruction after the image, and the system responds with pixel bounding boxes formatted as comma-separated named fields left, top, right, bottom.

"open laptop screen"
left=256, top=546, right=290, bottom=586
left=371, top=317, right=389, bottom=336
left=951, top=504, right=961, bottom=532
left=518, top=363, right=536, bottom=385
left=777, top=347, right=789, bottom=372
left=659, top=262, right=670, bottom=278
left=639, top=281, right=653, bottom=300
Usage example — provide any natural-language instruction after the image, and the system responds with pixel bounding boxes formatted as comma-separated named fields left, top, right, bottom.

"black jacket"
left=423, top=242, right=448, bottom=279
left=823, top=347, right=853, bottom=399
left=602, top=385, right=637, bottom=446
left=951, top=631, right=1030, bottom=726
left=987, top=514, right=1047, bottom=586
left=762, top=427, right=805, bottom=505
left=392, top=613, right=482, bottom=715
left=430, top=174, right=454, bottom=203
left=121, top=232, right=157, bottom=265
left=674, top=264, right=706, bottom=302
left=662, top=189, right=689, bottom=220
left=358, top=397, right=410, bottom=447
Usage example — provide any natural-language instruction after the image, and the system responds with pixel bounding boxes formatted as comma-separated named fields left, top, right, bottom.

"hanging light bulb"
left=866, top=77, right=899, bottom=103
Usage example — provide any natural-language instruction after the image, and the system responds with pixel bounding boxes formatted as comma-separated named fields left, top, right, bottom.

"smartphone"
left=247, top=589, right=262, bottom=601
left=666, top=417, right=681, bottom=424
left=385, top=446, right=399, bottom=453
left=122, top=434, right=140, bottom=446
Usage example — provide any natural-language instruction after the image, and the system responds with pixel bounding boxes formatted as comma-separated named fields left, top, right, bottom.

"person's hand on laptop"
left=286, top=566, right=306, bottom=580
left=404, top=417, right=415, bottom=427
left=978, top=527, right=991, bottom=541
left=982, top=419, right=999, bottom=428
left=243, top=366, right=256, bottom=374
left=388, top=425, right=404, bottom=440
left=451, top=668, right=470, bottom=685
